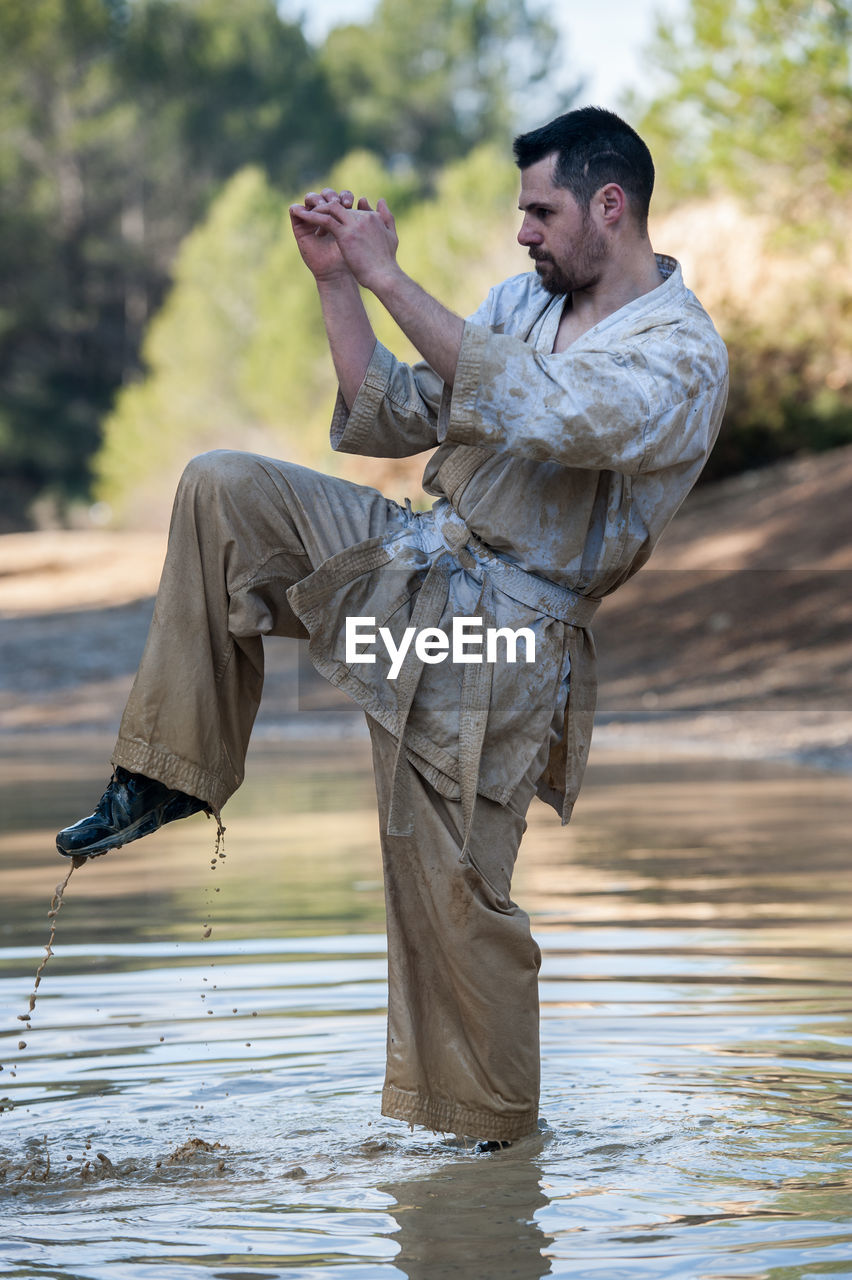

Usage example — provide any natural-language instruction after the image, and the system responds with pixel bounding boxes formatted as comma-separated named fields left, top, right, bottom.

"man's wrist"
left=364, top=263, right=409, bottom=305
left=315, top=270, right=360, bottom=295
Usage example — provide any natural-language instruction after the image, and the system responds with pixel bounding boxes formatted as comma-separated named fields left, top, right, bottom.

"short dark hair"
left=513, top=107, right=655, bottom=225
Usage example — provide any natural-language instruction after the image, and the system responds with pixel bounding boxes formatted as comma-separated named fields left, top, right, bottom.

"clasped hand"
left=289, top=187, right=400, bottom=292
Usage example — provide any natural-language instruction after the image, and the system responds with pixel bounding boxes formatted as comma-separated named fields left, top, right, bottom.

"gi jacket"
left=287, top=257, right=729, bottom=839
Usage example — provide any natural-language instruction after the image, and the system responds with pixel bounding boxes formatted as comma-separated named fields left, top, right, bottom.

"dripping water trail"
left=197, top=817, right=228, bottom=1044
left=202, top=814, right=227, bottom=941
left=19, top=856, right=87, bottom=1031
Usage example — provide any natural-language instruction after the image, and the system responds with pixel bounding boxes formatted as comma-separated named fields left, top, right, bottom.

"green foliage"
left=0, top=0, right=343, bottom=528
left=96, top=168, right=284, bottom=524
left=321, top=0, right=564, bottom=172
left=0, top=0, right=134, bottom=527
left=95, top=147, right=526, bottom=524
left=634, top=0, right=852, bottom=211
left=631, top=0, right=852, bottom=477
left=119, top=0, right=344, bottom=196
left=704, top=279, right=852, bottom=480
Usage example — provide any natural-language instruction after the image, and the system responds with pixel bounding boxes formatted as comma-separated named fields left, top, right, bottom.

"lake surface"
left=1, top=735, right=851, bottom=1279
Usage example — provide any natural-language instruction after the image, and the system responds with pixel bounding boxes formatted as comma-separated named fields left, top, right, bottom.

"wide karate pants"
left=114, top=450, right=551, bottom=1141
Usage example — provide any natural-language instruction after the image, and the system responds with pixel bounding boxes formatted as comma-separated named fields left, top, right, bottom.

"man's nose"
left=517, top=217, right=541, bottom=247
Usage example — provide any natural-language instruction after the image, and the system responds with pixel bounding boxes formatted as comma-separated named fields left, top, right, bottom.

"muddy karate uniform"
left=114, top=255, right=728, bottom=1142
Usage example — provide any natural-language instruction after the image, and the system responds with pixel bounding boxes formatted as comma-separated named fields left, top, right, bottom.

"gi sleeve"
left=329, top=342, right=444, bottom=459
left=329, top=291, right=499, bottom=460
left=442, top=320, right=728, bottom=476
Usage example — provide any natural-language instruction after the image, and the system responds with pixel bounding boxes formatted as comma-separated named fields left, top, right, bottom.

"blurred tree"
left=320, top=0, right=570, bottom=173
left=0, top=0, right=343, bottom=528
left=0, top=0, right=130, bottom=527
left=634, top=0, right=852, bottom=212
left=120, top=0, right=344, bottom=203
left=95, top=167, right=284, bottom=527
left=630, top=0, right=852, bottom=478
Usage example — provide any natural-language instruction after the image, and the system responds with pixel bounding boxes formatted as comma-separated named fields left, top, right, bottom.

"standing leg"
left=367, top=717, right=554, bottom=1143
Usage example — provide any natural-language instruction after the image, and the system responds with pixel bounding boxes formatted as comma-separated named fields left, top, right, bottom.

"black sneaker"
left=474, top=1139, right=512, bottom=1154
left=56, top=767, right=209, bottom=859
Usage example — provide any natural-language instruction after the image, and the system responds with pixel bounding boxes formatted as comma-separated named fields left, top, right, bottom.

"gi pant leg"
left=368, top=717, right=553, bottom=1143
left=113, top=449, right=401, bottom=811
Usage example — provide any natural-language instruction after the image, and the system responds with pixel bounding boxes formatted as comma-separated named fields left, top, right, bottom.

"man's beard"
left=530, top=222, right=608, bottom=296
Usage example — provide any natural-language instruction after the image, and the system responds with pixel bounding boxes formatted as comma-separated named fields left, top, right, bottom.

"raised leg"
left=113, top=449, right=401, bottom=812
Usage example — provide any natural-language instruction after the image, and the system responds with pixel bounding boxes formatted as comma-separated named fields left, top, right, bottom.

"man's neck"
left=553, top=246, right=664, bottom=352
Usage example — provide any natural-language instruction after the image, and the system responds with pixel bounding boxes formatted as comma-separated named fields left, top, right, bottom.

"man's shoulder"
left=655, top=260, right=729, bottom=371
left=609, top=260, right=728, bottom=403
left=612, top=258, right=727, bottom=368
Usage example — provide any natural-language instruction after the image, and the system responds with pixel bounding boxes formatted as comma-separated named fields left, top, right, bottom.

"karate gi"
left=114, top=255, right=728, bottom=1141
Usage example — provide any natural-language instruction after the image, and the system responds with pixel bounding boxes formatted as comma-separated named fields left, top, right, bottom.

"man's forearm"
left=292, top=196, right=464, bottom=388
left=315, top=274, right=377, bottom=411
left=368, top=268, right=464, bottom=388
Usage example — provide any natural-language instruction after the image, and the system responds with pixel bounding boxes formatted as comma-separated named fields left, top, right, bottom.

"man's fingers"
left=294, top=203, right=357, bottom=243
left=303, top=188, right=348, bottom=210
left=304, top=187, right=355, bottom=210
left=376, top=198, right=395, bottom=230
left=302, top=192, right=389, bottom=226
left=290, top=205, right=335, bottom=230
left=290, top=203, right=330, bottom=225
left=315, top=201, right=349, bottom=226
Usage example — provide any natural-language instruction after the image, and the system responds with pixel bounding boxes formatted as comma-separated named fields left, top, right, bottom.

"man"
left=57, top=108, right=728, bottom=1148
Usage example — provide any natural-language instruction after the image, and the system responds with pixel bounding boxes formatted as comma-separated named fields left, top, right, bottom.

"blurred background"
left=2, top=0, right=851, bottom=529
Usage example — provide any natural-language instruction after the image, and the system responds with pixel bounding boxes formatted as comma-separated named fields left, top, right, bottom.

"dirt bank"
left=593, top=445, right=852, bottom=769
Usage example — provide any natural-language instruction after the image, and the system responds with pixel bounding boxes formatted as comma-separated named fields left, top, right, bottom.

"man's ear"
left=595, top=183, right=627, bottom=226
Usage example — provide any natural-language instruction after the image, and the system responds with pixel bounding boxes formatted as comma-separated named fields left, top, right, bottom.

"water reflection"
left=381, top=1146, right=552, bottom=1280
left=1, top=739, right=851, bottom=1278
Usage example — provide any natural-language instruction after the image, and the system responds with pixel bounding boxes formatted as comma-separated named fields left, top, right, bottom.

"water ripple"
left=1, top=752, right=851, bottom=1278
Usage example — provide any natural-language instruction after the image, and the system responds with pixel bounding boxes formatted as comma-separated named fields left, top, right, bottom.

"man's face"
left=517, top=155, right=608, bottom=296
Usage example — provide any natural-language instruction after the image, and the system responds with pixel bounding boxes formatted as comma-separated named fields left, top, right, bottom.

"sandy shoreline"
left=1, top=447, right=850, bottom=773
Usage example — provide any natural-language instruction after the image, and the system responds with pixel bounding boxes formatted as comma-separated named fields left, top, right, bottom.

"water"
left=1, top=736, right=851, bottom=1279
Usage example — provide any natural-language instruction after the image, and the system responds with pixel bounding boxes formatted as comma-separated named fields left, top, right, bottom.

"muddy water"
left=1, top=736, right=851, bottom=1279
